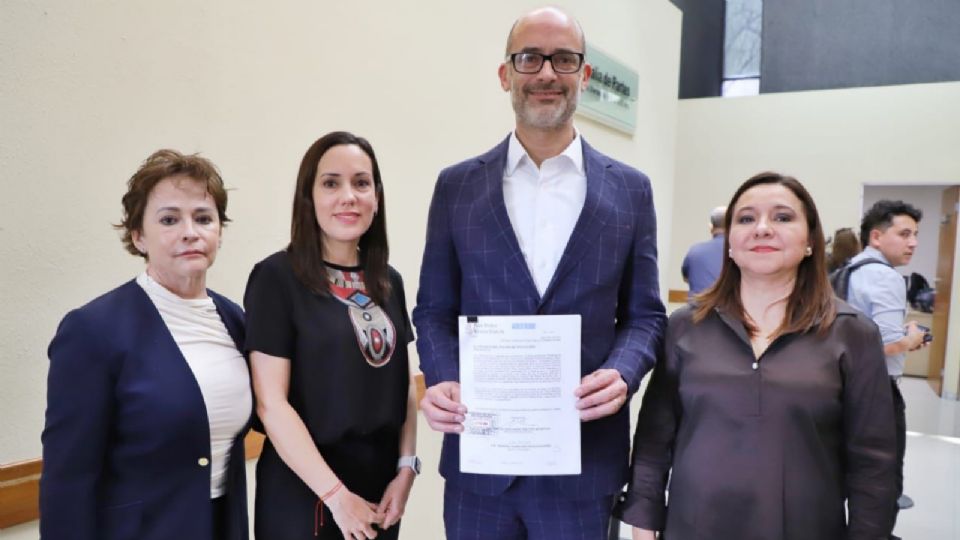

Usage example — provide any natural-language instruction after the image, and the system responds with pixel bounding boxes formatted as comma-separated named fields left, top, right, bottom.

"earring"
left=728, top=248, right=733, bottom=258
left=805, top=246, right=812, bottom=256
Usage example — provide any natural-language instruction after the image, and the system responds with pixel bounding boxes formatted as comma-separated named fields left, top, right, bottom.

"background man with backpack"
left=845, top=199, right=928, bottom=536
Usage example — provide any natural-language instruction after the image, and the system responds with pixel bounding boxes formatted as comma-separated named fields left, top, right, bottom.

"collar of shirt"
left=502, top=130, right=587, bottom=296
left=857, top=246, right=893, bottom=266
left=504, top=130, right=585, bottom=177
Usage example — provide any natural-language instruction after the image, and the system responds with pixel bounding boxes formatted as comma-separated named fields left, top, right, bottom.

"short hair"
left=504, top=7, right=586, bottom=55
left=694, top=172, right=836, bottom=337
left=859, top=200, right=922, bottom=248
left=288, top=131, right=391, bottom=305
left=115, top=149, right=229, bottom=259
left=709, top=206, right=726, bottom=230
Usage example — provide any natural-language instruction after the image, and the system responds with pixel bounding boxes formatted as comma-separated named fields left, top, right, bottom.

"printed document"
left=458, top=314, right=581, bottom=475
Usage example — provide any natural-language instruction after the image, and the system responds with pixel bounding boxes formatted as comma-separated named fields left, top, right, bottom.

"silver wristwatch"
left=397, top=455, right=421, bottom=475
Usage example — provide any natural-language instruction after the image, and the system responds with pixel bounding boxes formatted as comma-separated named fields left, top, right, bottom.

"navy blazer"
left=40, top=280, right=252, bottom=540
left=413, top=136, right=667, bottom=498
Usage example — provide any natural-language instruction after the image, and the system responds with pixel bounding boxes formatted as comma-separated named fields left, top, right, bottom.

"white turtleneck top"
left=137, top=272, right=252, bottom=498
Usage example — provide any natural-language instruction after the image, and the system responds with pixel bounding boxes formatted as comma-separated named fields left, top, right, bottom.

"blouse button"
left=751, top=362, right=759, bottom=370
left=198, top=457, right=210, bottom=467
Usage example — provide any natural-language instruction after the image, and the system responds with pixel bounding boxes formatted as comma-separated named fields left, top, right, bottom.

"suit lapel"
left=477, top=137, right=541, bottom=301
left=540, top=140, right=613, bottom=306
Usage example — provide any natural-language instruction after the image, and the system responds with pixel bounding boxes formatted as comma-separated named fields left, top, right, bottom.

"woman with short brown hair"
left=41, top=149, right=252, bottom=540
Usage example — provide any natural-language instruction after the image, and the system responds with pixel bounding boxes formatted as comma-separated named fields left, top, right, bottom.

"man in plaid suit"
left=413, top=7, right=666, bottom=539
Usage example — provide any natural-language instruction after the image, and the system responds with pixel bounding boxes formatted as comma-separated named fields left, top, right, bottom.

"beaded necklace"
left=325, top=265, right=396, bottom=367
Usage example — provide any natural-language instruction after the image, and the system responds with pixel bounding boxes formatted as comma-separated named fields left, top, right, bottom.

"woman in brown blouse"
left=616, top=172, right=897, bottom=540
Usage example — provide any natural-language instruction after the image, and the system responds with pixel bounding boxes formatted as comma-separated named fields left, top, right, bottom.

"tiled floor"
left=618, top=376, right=960, bottom=539
left=891, top=377, right=960, bottom=539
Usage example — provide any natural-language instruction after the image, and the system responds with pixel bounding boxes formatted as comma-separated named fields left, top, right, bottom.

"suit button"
left=198, top=457, right=210, bottom=467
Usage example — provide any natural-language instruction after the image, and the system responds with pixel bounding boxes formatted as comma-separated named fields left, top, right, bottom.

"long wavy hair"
left=693, top=172, right=836, bottom=337
left=288, top=131, right=391, bottom=304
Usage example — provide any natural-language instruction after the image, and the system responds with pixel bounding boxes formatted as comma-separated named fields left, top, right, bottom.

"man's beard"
left=512, top=82, right=580, bottom=130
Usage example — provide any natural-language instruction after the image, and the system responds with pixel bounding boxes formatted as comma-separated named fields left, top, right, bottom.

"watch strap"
left=397, top=455, right=421, bottom=475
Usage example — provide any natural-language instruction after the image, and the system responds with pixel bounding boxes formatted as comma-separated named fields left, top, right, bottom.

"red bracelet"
left=320, top=480, right=343, bottom=501
left=315, top=481, right=344, bottom=534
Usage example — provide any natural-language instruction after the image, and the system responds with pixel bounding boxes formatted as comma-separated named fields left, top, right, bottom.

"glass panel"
left=724, top=0, right=763, bottom=79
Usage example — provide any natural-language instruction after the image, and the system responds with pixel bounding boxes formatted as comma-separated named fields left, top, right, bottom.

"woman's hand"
left=633, top=527, right=657, bottom=540
left=377, top=469, right=415, bottom=529
left=326, top=488, right=384, bottom=539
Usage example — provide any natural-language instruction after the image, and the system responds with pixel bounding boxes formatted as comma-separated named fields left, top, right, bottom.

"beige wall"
left=0, top=1, right=681, bottom=537
left=669, top=81, right=960, bottom=395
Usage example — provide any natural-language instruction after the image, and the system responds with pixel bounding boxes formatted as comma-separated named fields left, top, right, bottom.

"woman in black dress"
left=245, top=132, right=418, bottom=539
left=616, top=172, right=897, bottom=539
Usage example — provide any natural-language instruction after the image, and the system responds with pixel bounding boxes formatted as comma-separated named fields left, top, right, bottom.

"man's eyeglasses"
left=507, top=52, right=585, bottom=74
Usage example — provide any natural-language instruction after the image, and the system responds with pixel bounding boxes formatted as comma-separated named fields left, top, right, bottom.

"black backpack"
left=829, top=258, right=891, bottom=299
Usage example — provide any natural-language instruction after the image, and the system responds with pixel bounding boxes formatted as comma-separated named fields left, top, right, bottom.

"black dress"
left=244, top=251, right=413, bottom=539
left=614, top=301, right=897, bottom=540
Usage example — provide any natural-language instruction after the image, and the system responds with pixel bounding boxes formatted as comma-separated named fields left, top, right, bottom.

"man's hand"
left=905, top=321, right=928, bottom=352
left=575, top=368, right=628, bottom=421
left=420, top=381, right=466, bottom=433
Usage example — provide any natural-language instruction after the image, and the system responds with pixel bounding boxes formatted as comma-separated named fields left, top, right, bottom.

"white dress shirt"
left=137, top=272, right=252, bottom=498
left=503, top=131, right=587, bottom=296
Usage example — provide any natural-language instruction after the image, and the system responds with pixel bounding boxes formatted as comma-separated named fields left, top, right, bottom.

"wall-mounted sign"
left=577, top=43, right=639, bottom=135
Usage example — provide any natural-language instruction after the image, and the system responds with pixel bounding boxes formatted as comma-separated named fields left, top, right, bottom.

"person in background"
left=617, top=172, right=897, bottom=540
left=681, top=205, right=727, bottom=295
left=827, top=227, right=861, bottom=272
left=414, top=6, right=666, bottom=539
left=245, top=131, right=417, bottom=540
left=846, top=200, right=927, bottom=536
left=41, top=149, right=253, bottom=540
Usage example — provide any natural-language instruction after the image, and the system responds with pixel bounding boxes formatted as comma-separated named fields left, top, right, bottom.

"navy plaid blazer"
left=413, top=135, right=667, bottom=499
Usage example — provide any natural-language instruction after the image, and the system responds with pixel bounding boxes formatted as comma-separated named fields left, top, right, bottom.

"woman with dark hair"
left=245, top=132, right=417, bottom=539
left=828, top=227, right=861, bottom=273
left=41, top=149, right=252, bottom=540
left=616, top=172, right=897, bottom=539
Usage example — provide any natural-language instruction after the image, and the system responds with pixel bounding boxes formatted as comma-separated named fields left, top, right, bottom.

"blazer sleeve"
left=614, top=311, right=683, bottom=530
left=40, top=308, right=116, bottom=539
left=603, top=168, right=667, bottom=393
left=411, top=172, right=463, bottom=387
left=841, top=315, right=898, bottom=538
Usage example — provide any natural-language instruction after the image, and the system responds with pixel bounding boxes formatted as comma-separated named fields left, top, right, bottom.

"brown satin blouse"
left=615, top=300, right=897, bottom=540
